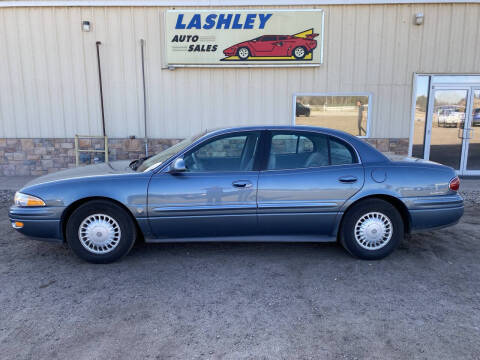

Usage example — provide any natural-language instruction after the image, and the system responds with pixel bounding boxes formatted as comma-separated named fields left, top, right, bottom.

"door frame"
left=410, top=74, right=480, bottom=176
left=463, top=88, right=480, bottom=175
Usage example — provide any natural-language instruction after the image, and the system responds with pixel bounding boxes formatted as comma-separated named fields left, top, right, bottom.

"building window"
left=293, top=93, right=371, bottom=137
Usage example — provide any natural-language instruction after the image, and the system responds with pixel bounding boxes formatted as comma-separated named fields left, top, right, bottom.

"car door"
left=274, top=35, right=290, bottom=56
left=257, top=130, right=364, bottom=236
left=147, top=131, right=261, bottom=239
left=250, top=35, right=278, bottom=55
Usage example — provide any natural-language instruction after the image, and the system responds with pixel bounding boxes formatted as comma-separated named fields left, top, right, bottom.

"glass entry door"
left=425, top=86, right=480, bottom=175
left=426, top=88, right=468, bottom=170
left=465, top=89, right=480, bottom=172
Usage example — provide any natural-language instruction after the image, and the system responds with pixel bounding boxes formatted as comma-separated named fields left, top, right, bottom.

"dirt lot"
left=1, top=189, right=480, bottom=360
left=296, top=111, right=367, bottom=137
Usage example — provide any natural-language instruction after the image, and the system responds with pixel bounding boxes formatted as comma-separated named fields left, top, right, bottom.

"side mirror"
left=169, top=158, right=186, bottom=173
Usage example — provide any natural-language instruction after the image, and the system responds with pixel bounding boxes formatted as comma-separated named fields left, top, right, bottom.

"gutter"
left=0, top=0, right=477, bottom=8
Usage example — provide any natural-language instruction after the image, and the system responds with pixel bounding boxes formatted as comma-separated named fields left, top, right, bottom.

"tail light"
left=449, top=176, right=460, bottom=191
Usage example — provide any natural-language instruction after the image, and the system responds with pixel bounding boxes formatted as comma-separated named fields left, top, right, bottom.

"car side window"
left=267, top=132, right=357, bottom=170
left=329, top=137, right=357, bottom=165
left=270, top=134, right=314, bottom=155
left=262, top=35, right=277, bottom=41
left=184, top=132, right=260, bottom=172
left=268, top=132, right=324, bottom=170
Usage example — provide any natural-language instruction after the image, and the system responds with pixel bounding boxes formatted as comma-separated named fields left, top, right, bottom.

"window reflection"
left=429, top=89, right=467, bottom=169
left=295, top=95, right=369, bottom=137
left=412, top=76, right=429, bottom=158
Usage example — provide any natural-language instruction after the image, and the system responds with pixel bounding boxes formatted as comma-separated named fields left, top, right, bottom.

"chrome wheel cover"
left=354, top=212, right=393, bottom=250
left=294, top=47, right=305, bottom=57
left=238, top=48, right=249, bottom=58
left=78, top=214, right=121, bottom=254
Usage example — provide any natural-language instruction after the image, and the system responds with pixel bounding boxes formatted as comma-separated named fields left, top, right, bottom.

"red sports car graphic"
left=222, top=29, right=318, bottom=61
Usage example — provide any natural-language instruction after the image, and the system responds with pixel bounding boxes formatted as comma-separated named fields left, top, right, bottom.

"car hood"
left=229, top=41, right=248, bottom=49
left=23, top=160, right=135, bottom=188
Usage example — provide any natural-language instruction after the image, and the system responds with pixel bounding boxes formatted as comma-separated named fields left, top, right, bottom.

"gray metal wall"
left=0, top=3, right=479, bottom=139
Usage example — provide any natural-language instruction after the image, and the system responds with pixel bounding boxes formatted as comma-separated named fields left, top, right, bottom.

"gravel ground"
left=1, top=189, right=479, bottom=360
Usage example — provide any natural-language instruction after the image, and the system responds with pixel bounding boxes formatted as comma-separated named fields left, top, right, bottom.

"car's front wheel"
left=66, top=200, right=137, bottom=263
left=340, top=199, right=404, bottom=260
left=237, top=47, right=250, bottom=60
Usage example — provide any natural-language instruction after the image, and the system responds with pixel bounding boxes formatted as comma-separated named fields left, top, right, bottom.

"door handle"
left=232, top=180, right=252, bottom=188
left=466, top=127, right=474, bottom=139
left=338, top=176, right=358, bottom=183
left=459, top=127, right=474, bottom=139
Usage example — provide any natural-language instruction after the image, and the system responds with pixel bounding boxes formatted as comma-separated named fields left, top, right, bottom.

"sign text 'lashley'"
left=174, top=13, right=273, bottom=30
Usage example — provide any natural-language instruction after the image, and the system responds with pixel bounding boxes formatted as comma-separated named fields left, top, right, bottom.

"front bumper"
left=9, top=205, right=65, bottom=242
left=223, top=48, right=236, bottom=56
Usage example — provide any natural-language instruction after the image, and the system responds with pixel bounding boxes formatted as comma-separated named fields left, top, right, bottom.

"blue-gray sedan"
left=9, top=126, right=464, bottom=263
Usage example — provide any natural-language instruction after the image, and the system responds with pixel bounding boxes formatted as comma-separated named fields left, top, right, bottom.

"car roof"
left=202, top=126, right=389, bottom=164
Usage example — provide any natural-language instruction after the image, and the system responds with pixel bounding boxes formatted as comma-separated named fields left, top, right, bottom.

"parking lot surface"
left=1, top=187, right=479, bottom=360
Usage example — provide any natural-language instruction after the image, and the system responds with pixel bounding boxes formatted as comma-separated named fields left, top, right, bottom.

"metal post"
left=140, top=39, right=148, bottom=157
left=96, top=41, right=106, bottom=137
left=104, top=136, right=109, bottom=164
left=74, top=135, right=79, bottom=167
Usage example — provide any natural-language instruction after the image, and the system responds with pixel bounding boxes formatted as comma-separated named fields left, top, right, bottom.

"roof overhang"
left=0, top=0, right=478, bottom=8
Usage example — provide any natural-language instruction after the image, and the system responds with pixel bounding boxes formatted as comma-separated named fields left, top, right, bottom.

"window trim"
left=292, top=92, right=372, bottom=138
left=263, top=129, right=360, bottom=172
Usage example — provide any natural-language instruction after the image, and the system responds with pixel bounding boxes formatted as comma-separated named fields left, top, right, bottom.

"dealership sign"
left=165, top=9, right=324, bottom=66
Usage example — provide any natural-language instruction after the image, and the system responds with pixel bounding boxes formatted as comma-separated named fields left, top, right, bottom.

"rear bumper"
left=403, top=194, right=464, bottom=232
left=9, top=206, right=64, bottom=242
left=409, top=206, right=464, bottom=232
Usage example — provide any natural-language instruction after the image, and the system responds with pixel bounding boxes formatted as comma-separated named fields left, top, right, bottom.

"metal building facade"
left=1, top=2, right=479, bottom=140
left=0, top=1, right=479, bottom=175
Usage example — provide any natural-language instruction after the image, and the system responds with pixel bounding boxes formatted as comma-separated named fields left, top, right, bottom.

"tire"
left=292, top=46, right=307, bottom=59
left=237, top=47, right=250, bottom=60
left=340, top=199, right=404, bottom=260
left=66, top=200, right=137, bottom=263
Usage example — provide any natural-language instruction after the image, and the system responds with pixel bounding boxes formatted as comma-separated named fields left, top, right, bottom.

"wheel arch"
left=60, top=196, right=142, bottom=242
left=339, top=194, right=411, bottom=238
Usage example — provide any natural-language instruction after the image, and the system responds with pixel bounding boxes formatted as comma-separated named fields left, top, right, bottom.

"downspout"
left=140, top=39, right=148, bottom=156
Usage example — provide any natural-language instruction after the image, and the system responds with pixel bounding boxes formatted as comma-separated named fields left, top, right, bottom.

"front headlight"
left=14, top=192, right=46, bottom=207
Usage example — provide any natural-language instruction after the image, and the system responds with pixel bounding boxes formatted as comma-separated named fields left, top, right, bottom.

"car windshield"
left=135, top=131, right=207, bottom=172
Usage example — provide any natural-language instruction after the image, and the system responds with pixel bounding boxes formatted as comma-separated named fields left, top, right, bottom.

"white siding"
left=0, top=3, right=480, bottom=139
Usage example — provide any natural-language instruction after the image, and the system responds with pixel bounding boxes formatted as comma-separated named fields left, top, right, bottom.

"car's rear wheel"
left=237, top=47, right=250, bottom=60
left=66, top=200, right=136, bottom=263
left=340, top=199, right=403, bottom=260
left=293, top=46, right=307, bottom=59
